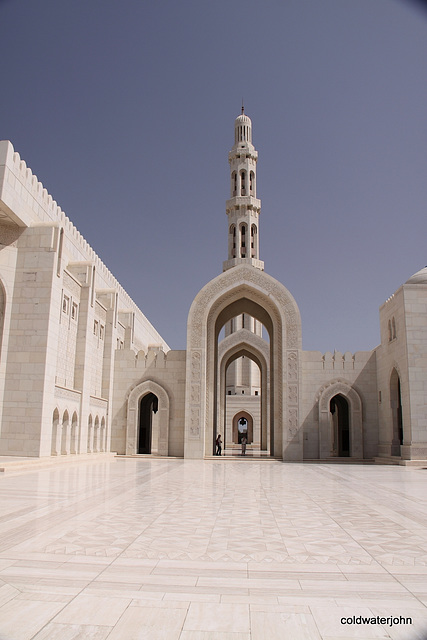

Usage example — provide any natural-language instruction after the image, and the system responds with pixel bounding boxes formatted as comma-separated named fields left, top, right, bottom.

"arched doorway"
left=390, top=368, right=403, bottom=455
left=318, top=381, right=363, bottom=459
left=126, top=380, right=170, bottom=456
left=330, top=394, right=350, bottom=457
left=232, top=411, right=254, bottom=444
left=138, top=392, right=158, bottom=454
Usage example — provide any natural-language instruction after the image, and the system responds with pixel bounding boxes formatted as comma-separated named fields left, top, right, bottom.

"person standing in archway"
left=241, top=435, right=247, bottom=456
left=216, top=434, right=222, bottom=456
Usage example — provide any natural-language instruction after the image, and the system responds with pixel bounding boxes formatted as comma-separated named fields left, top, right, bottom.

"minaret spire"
left=223, top=109, right=264, bottom=272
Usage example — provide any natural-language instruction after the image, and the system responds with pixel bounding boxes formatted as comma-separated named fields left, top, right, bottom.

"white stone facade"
left=0, top=112, right=426, bottom=462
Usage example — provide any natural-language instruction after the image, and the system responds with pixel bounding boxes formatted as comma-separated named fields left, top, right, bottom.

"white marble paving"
left=0, top=458, right=426, bottom=639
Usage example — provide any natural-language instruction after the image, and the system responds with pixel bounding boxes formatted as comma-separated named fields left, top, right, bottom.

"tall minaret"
left=223, top=107, right=264, bottom=272
left=223, top=108, right=262, bottom=398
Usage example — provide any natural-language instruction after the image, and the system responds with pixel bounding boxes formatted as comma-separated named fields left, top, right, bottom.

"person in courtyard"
left=241, top=435, right=247, bottom=456
left=216, top=434, right=222, bottom=456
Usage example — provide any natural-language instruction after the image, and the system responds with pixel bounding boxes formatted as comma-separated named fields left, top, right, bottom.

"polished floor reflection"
left=0, top=458, right=427, bottom=639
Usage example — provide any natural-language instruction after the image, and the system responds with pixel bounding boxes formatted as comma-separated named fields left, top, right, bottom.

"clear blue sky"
left=1, top=0, right=426, bottom=352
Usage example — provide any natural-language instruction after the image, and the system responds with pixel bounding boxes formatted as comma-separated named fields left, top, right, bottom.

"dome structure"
left=234, top=108, right=252, bottom=145
left=234, top=113, right=252, bottom=126
left=405, top=266, right=427, bottom=284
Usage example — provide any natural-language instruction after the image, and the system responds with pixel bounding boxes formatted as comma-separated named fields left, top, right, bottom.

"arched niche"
left=185, top=264, right=301, bottom=460
left=87, top=414, right=93, bottom=453
left=94, top=416, right=100, bottom=452
left=51, top=408, right=60, bottom=456
left=70, top=411, right=78, bottom=454
left=126, top=379, right=170, bottom=456
left=317, top=381, right=363, bottom=459
left=61, top=410, right=70, bottom=455
left=101, top=417, right=106, bottom=452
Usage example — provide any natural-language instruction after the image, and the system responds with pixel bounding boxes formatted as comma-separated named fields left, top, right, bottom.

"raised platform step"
left=115, top=454, right=183, bottom=460
left=374, top=456, right=427, bottom=467
left=205, top=455, right=281, bottom=462
left=299, top=458, right=374, bottom=464
left=0, top=452, right=116, bottom=473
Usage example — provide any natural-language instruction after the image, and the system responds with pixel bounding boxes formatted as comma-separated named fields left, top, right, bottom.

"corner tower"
left=223, top=108, right=264, bottom=272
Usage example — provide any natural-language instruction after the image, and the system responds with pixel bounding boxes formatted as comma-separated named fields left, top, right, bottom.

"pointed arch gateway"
left=185, top=264, right=302, bottom=460
left=126, top=380, right=170, bottom=456
left=317, top=381, right=363, bottom=458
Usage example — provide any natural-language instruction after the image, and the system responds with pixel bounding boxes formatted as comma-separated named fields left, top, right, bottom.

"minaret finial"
left=242, top=99, right=244, bottom=114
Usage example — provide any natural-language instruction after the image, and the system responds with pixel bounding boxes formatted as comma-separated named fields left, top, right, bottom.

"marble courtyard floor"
left=0, top=458, right=427, bottom=639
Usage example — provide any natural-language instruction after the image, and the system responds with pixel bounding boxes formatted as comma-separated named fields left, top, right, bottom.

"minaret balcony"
left=226, top=196, right=261, bottom=211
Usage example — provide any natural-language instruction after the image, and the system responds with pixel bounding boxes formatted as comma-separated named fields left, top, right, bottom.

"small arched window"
left=232, top=171, right=237, bottom=196
left=392, top=317, right=397, bottom=340
left=388, top=320, right=392, bottom=342
left=249, top=171, right=255, bottom=195
left=251, top=224, right=257, bottom=253
left=230, top=224, right=236, bottom=257
left=240, top=170, right=246, bottom=196
left=240, top=224, right=247, bottom=257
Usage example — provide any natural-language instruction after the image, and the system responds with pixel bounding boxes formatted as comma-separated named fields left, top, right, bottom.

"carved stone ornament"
left=190, top=384, right=200, bottom=403
left=190, top=407, right=200, bottom=438
left=288, top=384, right=298, bottom=404
left=287, top=351, right=298, bottom=381
left=316, top=379, right=363, bottom=413
left=188, top=264, right=302, bottom=350
left=55, top=386, right=82, bottom=402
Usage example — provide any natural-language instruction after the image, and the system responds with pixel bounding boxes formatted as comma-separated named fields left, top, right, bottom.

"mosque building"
left=0, top=111, right=426, bottom=463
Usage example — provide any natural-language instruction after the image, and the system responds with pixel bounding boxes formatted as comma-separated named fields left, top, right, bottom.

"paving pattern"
left=0, top=458, right=426, bottom=638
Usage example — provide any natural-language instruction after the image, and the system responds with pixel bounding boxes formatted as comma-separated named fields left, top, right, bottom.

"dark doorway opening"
left=397, top=377, right=403, bottom=445
left=390, top=369, right=403, bottom=455
left=138, top=393, right=158, bottom=454
left=330, top=394, right=350, bottom=457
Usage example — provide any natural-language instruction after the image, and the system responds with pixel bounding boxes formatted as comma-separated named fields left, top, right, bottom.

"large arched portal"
left=185, top=264, right=302, bottom=460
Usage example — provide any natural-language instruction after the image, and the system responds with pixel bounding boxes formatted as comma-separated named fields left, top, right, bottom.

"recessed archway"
left=317, top=381, right=363, bottom=459
left=87, top=415, right=93, bottom=453
left=390, top=368, right=403, bottom=455
left=126, top=379, right=170, bottom=456
left=51, top=408, right=60, bottom=455
left=61, top=410, right=69, bottom=455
